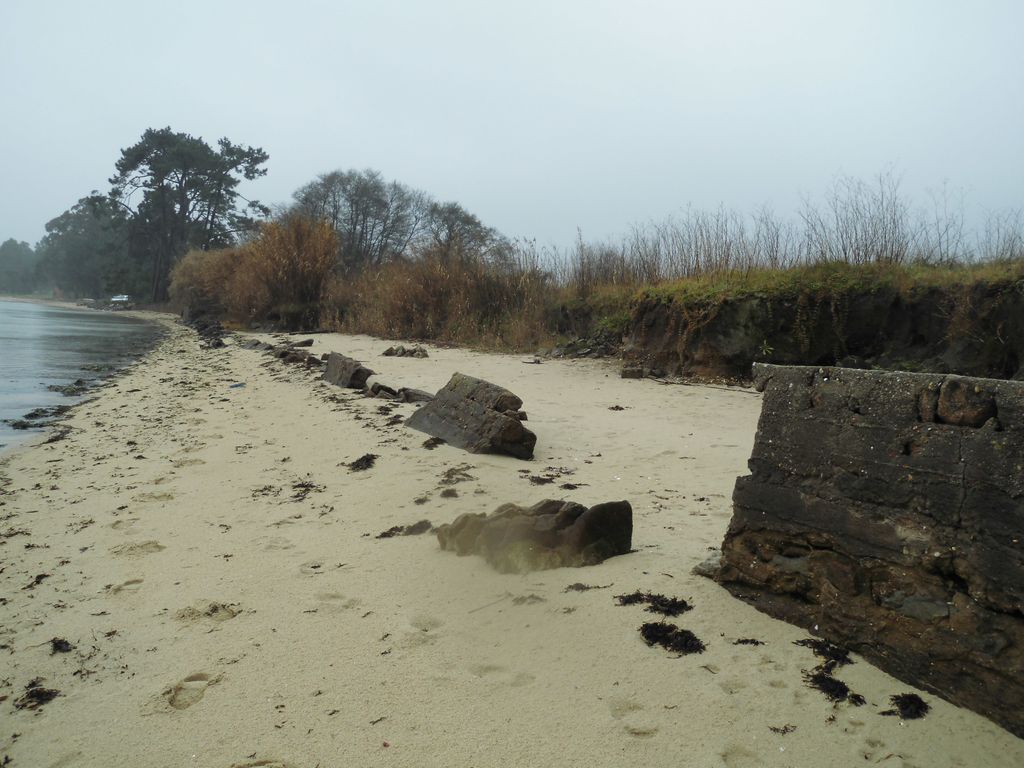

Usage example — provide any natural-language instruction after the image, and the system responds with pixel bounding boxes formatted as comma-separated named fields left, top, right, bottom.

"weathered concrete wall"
left=716, top=363, right=1024, bottom=737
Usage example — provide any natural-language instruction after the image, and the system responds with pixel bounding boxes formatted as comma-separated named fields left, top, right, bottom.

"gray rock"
left=404, top=373, right=536, bottom=459
left=397, top=388, right=434, bottom=404
left=322, top=353, right=375, bottom=389
left=436, top=499, right=632, bottom=573
left=383, top=344, right=429, bottom=358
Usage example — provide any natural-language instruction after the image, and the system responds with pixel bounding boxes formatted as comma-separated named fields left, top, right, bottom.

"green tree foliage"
left=0, top=238, right=38, bottom=294
left=109, top=127, right=269, bottom=301
left=34, top=195, right=135, bottom=298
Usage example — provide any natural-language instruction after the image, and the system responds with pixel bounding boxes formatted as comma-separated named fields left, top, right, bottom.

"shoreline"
left=1, top=324, right=1021, bottom=767
left=0, top=302, right=173, bottom=457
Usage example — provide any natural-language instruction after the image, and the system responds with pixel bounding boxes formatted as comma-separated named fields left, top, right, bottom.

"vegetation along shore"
left=1, top=127, right=1022, bottom=381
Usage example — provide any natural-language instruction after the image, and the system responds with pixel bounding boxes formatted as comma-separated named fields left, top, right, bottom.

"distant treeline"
left=2, top=125, right=1023, bottom=353
left=0, top=127, right=268, bottom=302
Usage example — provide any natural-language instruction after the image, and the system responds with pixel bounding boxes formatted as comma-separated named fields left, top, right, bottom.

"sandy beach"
left=2, top=316, right=1021, bottom=768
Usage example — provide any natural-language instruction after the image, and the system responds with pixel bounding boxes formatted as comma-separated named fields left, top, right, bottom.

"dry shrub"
left=246, top=217, right=337, bottom=328
left=327, top=244, right=554, bottom=349
left=170, top=217, right=337, bottom=330
left=169, top=247, right=241, bottom=313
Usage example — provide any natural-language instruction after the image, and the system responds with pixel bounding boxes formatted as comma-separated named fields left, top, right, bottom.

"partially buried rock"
left=436, top=498, right=632, bottom=574
left=397, top=387, right=433, bottom=404
left=405, top=373, right=537, bottom=459
left=322, top=352, right=375, bottom=389
left=383, top=344, right=429, bottom=358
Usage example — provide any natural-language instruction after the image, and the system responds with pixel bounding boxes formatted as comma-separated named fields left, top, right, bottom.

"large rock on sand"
left=405, top=373, right=536, bottom=459
left=437, top=499, right=632, bottom=573
left=713, top=363, right=1024, bottom=738
left=322, top=352, right=375, bottom=389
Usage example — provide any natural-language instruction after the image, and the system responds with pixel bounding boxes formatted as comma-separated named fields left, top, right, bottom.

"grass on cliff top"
left=637, top=258, right=1024, bottom=306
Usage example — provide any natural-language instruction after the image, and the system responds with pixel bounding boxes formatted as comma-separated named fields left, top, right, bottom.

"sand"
left=1, top=317, right=1021, bottom=768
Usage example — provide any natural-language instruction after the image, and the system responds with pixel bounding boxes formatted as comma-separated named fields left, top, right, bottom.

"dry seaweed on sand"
left=347, top=453, right=379, bottom=471
left=422, top=437, right=445, bottom=450
left=22, top=573, right=51, bottom=590
left=439, top=464, right=475, bottom=485
left=802, top=667, right=866, bottom=705
left=14, top=678, right=60, bottom=710
left=733, top=638, right=765, bottom=646
left=615, top=590, right=693, bottom=617
left=402, top=520, right=432, bottom=535
left=880, top=693, right=930, bottom=720
left=512, top=594, right=545, bottom=605
left=794, top=637, right=854, bottom=667
left=290, top=479, right=323, bottom=501
left=639, top=622, right=706, bottom=655
left=50, top=638, right=74, bottom=654
left=564, top=583, right=611, bottom=593
left=377, top=520, right=433, bottom=538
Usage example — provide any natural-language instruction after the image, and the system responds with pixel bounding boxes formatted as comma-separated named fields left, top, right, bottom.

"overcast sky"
left=1, top=0, right=1021, bottom=249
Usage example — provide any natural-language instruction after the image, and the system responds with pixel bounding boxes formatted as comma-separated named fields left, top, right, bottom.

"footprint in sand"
left=718, top=677, right=749, bottom=695
left=607, top=697, right=659, bottom=738
left=720, top=744, right=760, bottom=768
left=314, top=592, right=360, bottom=613
left=399, top=614, right=444, bottom=648
left=109, top=517, right=139, bottom=531
left=262, top=536, right=295, bottom=551
left=163, top=672, right=219, bottom=709
left=134, top=491, right=174, bottom=502
left=468, top=663, right=505, bottom=677
left=108, top=578, right=144, bottom=594
left=110, top=540, right=165, bottom=557
left=175, top=602, right=241, bottom=623
left=858, top=737, right=908, bottom=765
left=467, top=664, right=536, bottom=689
left=298, top=559, right=324, bottom=575
left=172, top=458, right=205, bottom=468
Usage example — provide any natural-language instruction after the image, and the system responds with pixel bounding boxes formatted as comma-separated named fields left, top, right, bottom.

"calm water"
left=0, top=299, right=164, bottom=451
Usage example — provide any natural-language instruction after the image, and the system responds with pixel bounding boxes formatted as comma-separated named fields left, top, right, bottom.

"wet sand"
left=1, top=318, right=1021, bottom=767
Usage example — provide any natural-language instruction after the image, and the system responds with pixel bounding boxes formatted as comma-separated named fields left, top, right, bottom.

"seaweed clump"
left=795, top=636, right=865, bottom=705
left=881, top=693, right=930, bottom=720
left=348, top=453, right=379, bottom=471
left=802, top=667, right=866, bottom=705
left=616, top=591, right=693, bottom=617
left=639, top=622, right=706, bottom=655
left=793, top=637, right=853, bottom=666
left=14, top=679, right=60, bottom=710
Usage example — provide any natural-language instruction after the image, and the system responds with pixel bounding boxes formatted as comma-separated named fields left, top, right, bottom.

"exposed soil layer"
left=625, top=276, right=1024, bottom=381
